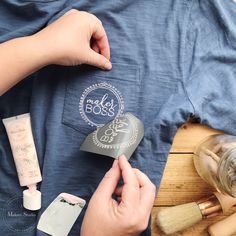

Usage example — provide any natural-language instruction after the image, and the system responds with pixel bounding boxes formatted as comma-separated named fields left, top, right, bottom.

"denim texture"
left=1, top=0, right=236, bottom=235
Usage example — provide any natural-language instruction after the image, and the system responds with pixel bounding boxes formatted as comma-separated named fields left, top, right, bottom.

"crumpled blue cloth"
left=1, top=0, right=236, bottom=235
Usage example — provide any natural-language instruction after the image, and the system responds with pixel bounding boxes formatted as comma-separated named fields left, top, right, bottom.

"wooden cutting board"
left=151, top=123, right=236, bottom=236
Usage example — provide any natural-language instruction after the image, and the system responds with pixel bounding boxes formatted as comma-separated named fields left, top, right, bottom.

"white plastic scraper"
left=37, top=193, right=86, bottom=236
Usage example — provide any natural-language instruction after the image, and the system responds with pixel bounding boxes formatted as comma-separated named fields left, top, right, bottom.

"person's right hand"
left=33, top=9, right=112, bottom=70
left=81, top=155, right=156, bottom=236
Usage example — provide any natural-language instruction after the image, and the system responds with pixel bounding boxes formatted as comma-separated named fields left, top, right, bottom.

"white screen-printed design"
left=79, top=82, right=124, bottom=127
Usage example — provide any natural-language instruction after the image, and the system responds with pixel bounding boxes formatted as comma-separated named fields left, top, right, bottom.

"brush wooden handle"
left=208, top=212, right=236, bottom=236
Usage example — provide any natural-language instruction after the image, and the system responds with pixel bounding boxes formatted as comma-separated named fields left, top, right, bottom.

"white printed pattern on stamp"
left=92, top=114, right=138, bottom=149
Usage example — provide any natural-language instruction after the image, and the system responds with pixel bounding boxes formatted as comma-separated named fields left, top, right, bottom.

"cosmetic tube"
left=3, top=113, right=42, bottom=210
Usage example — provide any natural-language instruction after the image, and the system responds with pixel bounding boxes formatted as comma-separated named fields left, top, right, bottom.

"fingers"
left=115, top=186, right=123, bottom=196
left=94, top=160, right=120, bottom=200
left=94, top=34, right=110, bottom=60
left=118, top=155, right=140, bottom=207
left=91, top=18, right=110, bottom=60
left=86, top=48, right=112, bottom=70
left=62, top=10, right=111, bottom=69
left=89, top=18, right=111, bottom=68
left=134, top=169, right=156, bottom=213
left=91, top=41, right=100, bottom=53
left=119, top=155, right=139, bottom=187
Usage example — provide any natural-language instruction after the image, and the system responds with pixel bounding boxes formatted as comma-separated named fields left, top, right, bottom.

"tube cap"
left=23, top=189, right=41, bottom=211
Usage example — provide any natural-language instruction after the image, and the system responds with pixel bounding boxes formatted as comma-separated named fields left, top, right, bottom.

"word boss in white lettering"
left=85, top=93, right=117, bottom=117
left=79, top=82, right=124, bottom=127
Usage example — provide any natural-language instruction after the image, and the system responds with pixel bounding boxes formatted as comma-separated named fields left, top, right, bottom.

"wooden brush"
left=208, top=212, right=236, bottom=236
left=156, top=192, right=236, bottom=235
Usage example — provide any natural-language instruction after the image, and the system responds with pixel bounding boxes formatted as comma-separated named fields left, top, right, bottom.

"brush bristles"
left=156, top=202, right=203, bottom=235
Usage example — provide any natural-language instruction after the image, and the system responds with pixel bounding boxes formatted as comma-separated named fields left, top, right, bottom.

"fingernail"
left=112, top=159, right=118, bottom=168
left=118, top=154, right=126, bottom=160
left=104, top=61, right=112, bottom=70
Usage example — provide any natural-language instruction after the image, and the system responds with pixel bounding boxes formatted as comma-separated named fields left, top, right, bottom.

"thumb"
left=94, top=160, right=120, bottom=200
left=86, top=48, right=112, bottom=70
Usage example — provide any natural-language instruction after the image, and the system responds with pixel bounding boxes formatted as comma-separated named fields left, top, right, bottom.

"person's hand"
left=33, top=9, right=112, bottom=70
left=81, top=155, right=156, bottom=236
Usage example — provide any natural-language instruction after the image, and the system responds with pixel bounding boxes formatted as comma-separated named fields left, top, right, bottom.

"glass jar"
left=193, top=134, right=236, bottom=197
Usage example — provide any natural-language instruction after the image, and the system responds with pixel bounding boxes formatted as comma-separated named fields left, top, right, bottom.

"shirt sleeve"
left=184, top=0, right=236, bottom=134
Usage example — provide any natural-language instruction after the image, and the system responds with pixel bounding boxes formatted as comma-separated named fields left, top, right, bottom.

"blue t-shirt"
left=1, top=0, right=236, bottom=235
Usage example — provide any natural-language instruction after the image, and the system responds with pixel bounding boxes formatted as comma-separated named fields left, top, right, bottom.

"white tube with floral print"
left=3, top=113, right=42, bottom=210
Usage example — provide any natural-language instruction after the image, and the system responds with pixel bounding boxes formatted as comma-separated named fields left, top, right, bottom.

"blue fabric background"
left=1, top=0, right=236, bottom=235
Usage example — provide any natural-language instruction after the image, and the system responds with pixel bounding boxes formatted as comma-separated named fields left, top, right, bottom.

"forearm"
left=0, top=36, right=49, bottom=96
left=0, top=10, right=111, bottom=96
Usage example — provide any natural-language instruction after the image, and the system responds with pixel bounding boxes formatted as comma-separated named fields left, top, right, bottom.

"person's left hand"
left=33, top=9, right=112, bottom=69
left=81, top=155, right=156, bottom=236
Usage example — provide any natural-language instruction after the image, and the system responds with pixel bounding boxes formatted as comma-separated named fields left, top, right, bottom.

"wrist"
left=29, top=34, right=55, bottom=67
